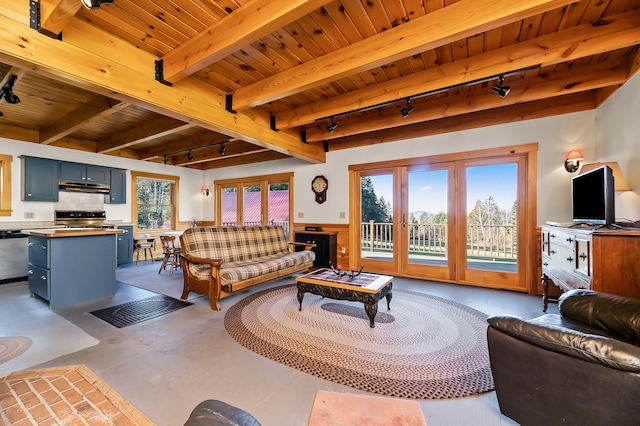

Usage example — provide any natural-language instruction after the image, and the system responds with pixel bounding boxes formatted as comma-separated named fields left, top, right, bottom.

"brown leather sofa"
left=487, top=289, right=640, bottom=426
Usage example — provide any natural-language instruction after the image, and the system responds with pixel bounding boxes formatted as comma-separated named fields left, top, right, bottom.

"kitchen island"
left=23, top=228, right=123, bottom=309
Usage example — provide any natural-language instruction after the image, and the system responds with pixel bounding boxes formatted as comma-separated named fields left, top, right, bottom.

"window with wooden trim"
left=214, top=172, right=293, bottom=238
left=132, top=171, right=179, bottom=231
left=0, top=154, right=12, bottom=216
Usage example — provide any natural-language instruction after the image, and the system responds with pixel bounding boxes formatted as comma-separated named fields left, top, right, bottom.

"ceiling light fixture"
left=80, top=0, right=114, bottom=10
left=187, top=149, right=194, bottom=161
left=492, top=75, right=511, bottom=98
left=400, top=99, right=414, bottom=118
left=218, top=143, right=226, bottom=155
left=0, top=75, right=21, bottom=105
left=326, top=117, right=338, bottom=133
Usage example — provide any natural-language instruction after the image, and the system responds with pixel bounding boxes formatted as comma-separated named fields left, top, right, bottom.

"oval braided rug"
left=224, top=284, right=494, bottom=399
left=0, top=337, right=32, bottom=365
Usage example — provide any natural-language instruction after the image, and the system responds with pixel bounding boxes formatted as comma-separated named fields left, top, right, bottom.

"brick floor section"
left=0, top=365, right=154, bottom=425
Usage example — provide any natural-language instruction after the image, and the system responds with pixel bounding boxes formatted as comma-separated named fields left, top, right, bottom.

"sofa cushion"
left=559, top=289, right=640, bottom=345
left=181, top=226, right=290, bottom=263
left=488, top=314, right=640, bottom=372
left=187, top=251, right=315, bottom=285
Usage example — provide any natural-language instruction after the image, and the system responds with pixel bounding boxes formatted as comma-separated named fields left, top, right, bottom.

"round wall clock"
left=312, top=175, right=328, bottom=204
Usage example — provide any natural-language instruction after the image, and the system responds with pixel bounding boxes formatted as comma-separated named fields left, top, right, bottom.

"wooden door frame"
left=349, top=143, right=538, bottom=294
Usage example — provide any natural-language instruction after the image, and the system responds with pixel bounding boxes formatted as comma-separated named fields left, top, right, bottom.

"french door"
left=350, top=145, right=535, bottom=291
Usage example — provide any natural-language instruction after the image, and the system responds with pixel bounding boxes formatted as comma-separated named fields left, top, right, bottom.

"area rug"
left=0, top=337, right=31, bottom=365
left=0, top=364, right=153, bottom=425
left=90, top=294, right=193, bottom=328
left=224, top=284, right=493, bottom=399
left=308, top=390, right=427, bottom=426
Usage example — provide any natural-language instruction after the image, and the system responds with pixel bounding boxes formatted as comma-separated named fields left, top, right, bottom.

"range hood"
left=59, top=181, right=110, bottom=194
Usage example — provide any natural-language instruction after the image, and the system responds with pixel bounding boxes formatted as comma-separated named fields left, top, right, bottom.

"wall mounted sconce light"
left=564, top=149, right=584, bottom=173
left=492, top=75, right=511, bottom=98
left=201, top=186, right=209, bottom=196
left=80, top=0, right=114, bottom=10
left=326, top=117, right=338, bottom=133
left=400, top=99, right=414, bottom=118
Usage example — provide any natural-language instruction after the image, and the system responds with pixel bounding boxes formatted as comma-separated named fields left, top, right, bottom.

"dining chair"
left=134, top=234, right=155, bottom=264
left=158, top=235, right=181, bottom=276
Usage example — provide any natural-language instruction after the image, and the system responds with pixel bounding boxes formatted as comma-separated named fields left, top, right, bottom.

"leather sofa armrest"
left=559, top=289, right=640, bottom=345
left=488, top=314, right=640, bottom=372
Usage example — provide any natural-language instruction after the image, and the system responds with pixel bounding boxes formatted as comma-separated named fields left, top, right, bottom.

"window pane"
left=360, top=174, right=394, bottom=262
left=268, top=183, right=289, bottom=238
left=137, top=178, right=173, bottom=230
left=243, top=185, right=261, bottom=225
left=221, top=187, right=238, bottom=225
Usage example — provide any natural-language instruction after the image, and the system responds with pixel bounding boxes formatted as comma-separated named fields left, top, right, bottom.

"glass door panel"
left=243, top=185, right=262, bottom=225
left=359, top=172, right=397, bottom=274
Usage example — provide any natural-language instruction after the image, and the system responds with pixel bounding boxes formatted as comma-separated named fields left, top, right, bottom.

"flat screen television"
left=571, top=164, right=615, bottom=225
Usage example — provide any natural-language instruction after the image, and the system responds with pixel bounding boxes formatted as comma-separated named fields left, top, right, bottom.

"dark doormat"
left=90, top=294, right=193, bottom=328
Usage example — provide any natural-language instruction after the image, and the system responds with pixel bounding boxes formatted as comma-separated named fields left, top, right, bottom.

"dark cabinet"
left=295, top=232, right=337, bottom=268
left=21, top=156, right=60, bottom=201
left=60, top=162, right=109, bottom=184
left=107, top=168, right=126, bottom=204
left=117, top=225, right=134, bottom=265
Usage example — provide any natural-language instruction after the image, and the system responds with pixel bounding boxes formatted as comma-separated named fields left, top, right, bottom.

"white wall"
left=595, top=71, right=640, bottom=222
left=0, top=139, right=204, bottom=224
left=205, top=111, right=598, bottom=226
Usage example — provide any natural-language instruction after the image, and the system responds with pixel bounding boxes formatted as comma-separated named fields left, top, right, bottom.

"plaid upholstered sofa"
left=179, top=225, right=315, bottom=310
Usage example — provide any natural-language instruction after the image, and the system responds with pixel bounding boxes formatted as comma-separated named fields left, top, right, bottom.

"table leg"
left=385, top=292, right=392, bottom=310
left=541, top=274, right=549, bottom=312
left=297, top=288, right=305, bottom=311
left=364, top=302, right=378, bottom=328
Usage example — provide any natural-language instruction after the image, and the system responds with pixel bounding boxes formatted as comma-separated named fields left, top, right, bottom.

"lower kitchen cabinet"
left=117, top=225, right=134, bottom=265
left=28, top=234, right=117, bottom=309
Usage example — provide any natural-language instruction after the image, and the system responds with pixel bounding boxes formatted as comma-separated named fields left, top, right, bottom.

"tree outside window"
left=136, top=177, right=174, bottom=230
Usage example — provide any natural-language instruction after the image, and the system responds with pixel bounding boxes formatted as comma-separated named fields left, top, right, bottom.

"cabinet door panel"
left=22, top=157, right=59, bottom=201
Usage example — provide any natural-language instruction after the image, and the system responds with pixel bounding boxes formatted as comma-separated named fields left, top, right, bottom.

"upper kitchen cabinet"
left=21, top=156, right=59, bottom=201
left=106, top=168, right=127, bottom=204
left=59, top=162, right=110, bottom=185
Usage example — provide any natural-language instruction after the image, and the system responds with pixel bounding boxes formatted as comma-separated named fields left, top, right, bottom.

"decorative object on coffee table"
left=225, top=284, right=493, bottom=399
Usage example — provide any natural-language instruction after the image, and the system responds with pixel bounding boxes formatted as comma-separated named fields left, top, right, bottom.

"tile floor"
left=1, top=262, right=556, bottom=425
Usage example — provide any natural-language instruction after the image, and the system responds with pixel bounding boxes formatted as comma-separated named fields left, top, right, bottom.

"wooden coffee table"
left=296, top=268, right=393, bottom=328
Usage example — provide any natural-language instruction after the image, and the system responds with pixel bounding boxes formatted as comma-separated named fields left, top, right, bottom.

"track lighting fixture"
left=218, top=143, right=227, bottom=155
left=162, top=155, right=168, bottom=165
left=80, top=0, right=114, bottom=10
left=492, top=75, right=511, bottom=98
left=0, top=75, right=20, bottom=105
left=326, top=117, right=338, bottom=133
left=187, top=149, right=194, bottom=161
left=400, top=99, right=414, bottom=118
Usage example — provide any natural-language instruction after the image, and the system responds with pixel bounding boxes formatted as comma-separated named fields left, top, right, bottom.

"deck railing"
left=360, top=221, right=517, bottom=259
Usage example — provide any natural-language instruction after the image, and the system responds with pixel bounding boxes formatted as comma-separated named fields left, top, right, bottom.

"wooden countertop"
left=22, top=228, right=124, bottom=238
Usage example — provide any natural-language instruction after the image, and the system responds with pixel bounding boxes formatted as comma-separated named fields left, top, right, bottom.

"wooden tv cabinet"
left=541, top=225, right=640, bottom=311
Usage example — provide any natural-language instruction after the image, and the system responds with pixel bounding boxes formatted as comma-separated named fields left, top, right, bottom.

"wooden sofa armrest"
left=288, top=241, right=316, bottom=251
left=180, top=252, right=223, bottom=268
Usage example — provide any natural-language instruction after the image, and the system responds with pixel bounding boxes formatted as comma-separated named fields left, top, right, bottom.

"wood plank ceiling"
left=0, top=0, right=638, bottom=169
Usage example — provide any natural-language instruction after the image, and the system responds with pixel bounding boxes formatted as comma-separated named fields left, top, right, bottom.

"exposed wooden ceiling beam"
left=277, top=11, right=640, bottom=129
left=0, top=9, right=326, bottom=164
left=40, top=97, right=128, bottom=145
left=97, top=117, right=195, bottom=153
left=160, top=0, right=333, bottom=83
left=328, top=92, right=597, bottom=151
left=200, top=150, right=290, bottom=170
left=304, top=61, right=629, bottom=142
left=37, top=0, right=82, bottom=37
left=229, top=0, right=580, bottom=110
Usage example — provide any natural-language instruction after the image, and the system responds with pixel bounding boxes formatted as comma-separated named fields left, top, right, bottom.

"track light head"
left=492, top=75, right=511, bottom=98
left=400, top=99, right=414, bottom=118
left=326, top=117, right=338, bottom=133
left=161, top=155, right=168, bottom=165
left=1, top=75, right=20, bottom=104
left=80, top=0, right=114, bottom=10
left=187, top=150, right=194, bottom=161
left=218, top=143, right=226, bottom=155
